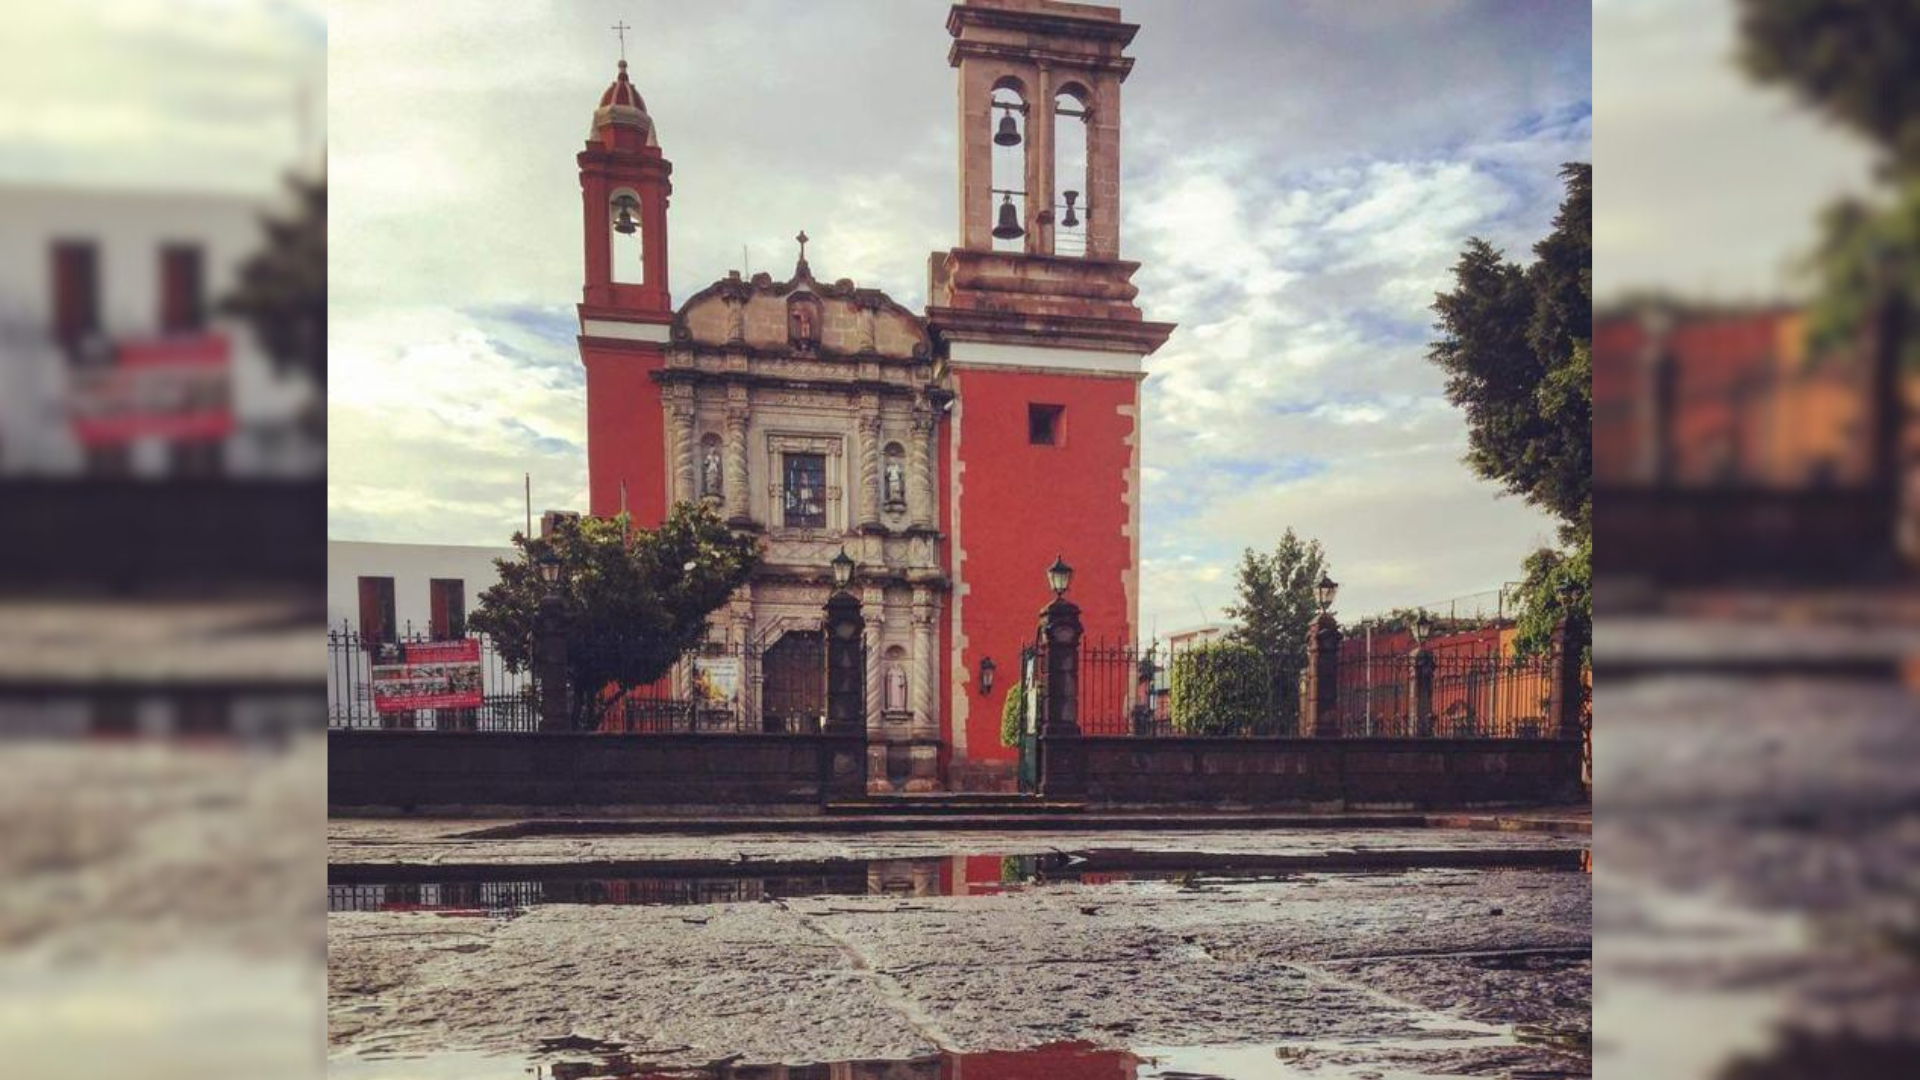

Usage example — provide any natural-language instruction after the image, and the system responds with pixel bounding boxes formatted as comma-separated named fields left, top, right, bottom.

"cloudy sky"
left=327, top=0, right=1592, bottom=633
left=0, top=0, right=325, bottom=193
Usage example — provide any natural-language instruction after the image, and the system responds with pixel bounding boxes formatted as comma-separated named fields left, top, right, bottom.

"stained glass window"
left=783, top=452, right=827, bottom=529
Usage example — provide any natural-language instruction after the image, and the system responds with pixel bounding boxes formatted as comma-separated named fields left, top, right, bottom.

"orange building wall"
left=950, top=367, right=1139, bottom=765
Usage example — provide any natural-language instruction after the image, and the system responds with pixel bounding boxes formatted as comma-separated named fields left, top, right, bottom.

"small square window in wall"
left=1028, top=404, right=1065, bottom=446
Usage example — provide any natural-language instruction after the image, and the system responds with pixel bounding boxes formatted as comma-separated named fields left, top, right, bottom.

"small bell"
left=994, top=111, right=1022, bottom=147
left=611, top=195, right=639, bottom=235
left=992, top=194, right=1025, bottom=240
left=1061, top=190, right=1080, bottom=229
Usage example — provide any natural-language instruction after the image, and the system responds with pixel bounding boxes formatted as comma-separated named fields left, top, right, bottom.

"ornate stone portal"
left=659, top=250, right=949, bottom=791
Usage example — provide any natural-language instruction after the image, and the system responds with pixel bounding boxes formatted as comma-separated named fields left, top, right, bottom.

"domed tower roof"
left=591, top=60, right=659, bottom=149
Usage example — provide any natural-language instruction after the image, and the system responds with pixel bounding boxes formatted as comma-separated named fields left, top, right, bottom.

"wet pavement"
left=328, top=829, right=1590, bottom=1078
left=1597, top=672, right=1920, bottom=1078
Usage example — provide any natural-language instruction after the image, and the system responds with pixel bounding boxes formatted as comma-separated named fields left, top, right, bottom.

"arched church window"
left=699, top=433, right=723, bottom=502
left=610, top=189, right=645, bottom=285
left=1053, top=85, right=1091, bottom=257
left=989, top=79, right=1028, bottom=253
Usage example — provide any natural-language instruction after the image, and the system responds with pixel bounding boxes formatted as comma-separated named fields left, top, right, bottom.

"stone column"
left=1407, top=647, right=1435, bottom=738
left=1548, top=615, right=1588, bottom=743
left=1305, top=613, right=1343, bottom=738
left=909, top=406, right=935, bottom=530
left=667, top=397, right=696, bottom=504
left=821, top=588, right=868, bottom=803
left=857, top=410, right=882, bottom=530
left=1037, top=595, right=1085, bottom=799
left=534, top=590, right=571, bottom=732
left=723, top=406, right=751, bottom=526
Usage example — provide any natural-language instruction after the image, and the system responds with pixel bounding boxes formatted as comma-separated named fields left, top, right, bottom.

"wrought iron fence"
left=327, top=626, right=827, bottom=734
left=1053, top=635, right=1558, bottom=739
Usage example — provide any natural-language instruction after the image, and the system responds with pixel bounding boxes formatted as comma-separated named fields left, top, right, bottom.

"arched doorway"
left=761, top=630, right=824, bottom=733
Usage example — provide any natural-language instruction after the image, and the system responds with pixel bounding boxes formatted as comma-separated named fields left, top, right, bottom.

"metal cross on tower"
left=611, top=20, right=631, bottom=62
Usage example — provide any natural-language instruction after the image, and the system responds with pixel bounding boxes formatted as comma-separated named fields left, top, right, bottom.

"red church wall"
left=952, top=366, right=1140, bottom=767
left=580, top=341, right=667, bottom=527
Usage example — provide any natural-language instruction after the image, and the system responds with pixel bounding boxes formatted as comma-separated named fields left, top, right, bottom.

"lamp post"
left=1408, top=610, right=1435, bottom=738
left=1037, top=554, right=1086, bottom=798
left=1306, top=574, right=1342, bottom=738
left=820, top=547, right=868, bottom=799
left=533, top=549, right=571, bottom=732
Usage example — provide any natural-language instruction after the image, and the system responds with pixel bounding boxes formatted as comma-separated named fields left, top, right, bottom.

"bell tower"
left=578, top=53, right=674, bottom=524
left=930, top=0, right=1173, bottom=787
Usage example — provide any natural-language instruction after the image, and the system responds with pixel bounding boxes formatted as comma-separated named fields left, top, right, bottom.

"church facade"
left=575, top=0, right=1172, bottom=790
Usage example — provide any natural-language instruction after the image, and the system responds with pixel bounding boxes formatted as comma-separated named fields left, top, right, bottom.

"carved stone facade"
left=658, top=261, right=949, bottom=791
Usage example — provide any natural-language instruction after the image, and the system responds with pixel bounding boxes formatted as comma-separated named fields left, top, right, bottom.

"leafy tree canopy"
left=1428, top=163, right=1592, bottom=541
left=1737, top=0, right=1920, bottom=175
left=1221, top=528, right=1327, bottom=729
left=1507, top=533, right=1591, bottom=665
left=468, top=502, right=760, bottom=730
left=222, top=173, right=326, bottom=392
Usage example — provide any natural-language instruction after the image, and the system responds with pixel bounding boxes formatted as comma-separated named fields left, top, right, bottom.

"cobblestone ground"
left=1598, top=673, right=1920, bottom=1078
left=327, top=828, right=1591, bottom=1078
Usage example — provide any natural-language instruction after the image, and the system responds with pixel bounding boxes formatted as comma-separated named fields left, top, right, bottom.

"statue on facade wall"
left=884, top=663, right=909, bottom=714
left=702, top=443, right=723, bottom=499
left=788, top=294, right=821, bottom=351
left=883, top=457, right=906, bottom=507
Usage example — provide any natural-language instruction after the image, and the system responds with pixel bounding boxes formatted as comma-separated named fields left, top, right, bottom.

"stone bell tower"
left=578, top=56, right=674, bottom=525
left=929, top=0, right=1174, bottom=787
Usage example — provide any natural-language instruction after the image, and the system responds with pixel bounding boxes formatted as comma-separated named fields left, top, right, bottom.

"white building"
left=0, top=182, right=321, bottom=479
left=326, top=540, right=517, bottom=641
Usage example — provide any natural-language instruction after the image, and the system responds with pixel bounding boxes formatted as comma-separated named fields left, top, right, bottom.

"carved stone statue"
left=884, top=664, right=909, bottom=714
left=789, top=302, right=817, bottom=348
left=883, top=458, right=906, bottom=506
left=702, top=444, right=722, bottom=498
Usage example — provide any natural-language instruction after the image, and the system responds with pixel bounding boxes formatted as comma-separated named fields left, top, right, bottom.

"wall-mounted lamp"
left=978, top=656, right=996, bottom=696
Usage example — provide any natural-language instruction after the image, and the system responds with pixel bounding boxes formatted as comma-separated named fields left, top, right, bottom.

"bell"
left=994, top=112, right=1022, bottom=147
left=612, top=196, right=639, bottom=235
left=992, top=194, right=1025, bottom=241
left=1061, top=189, right=1080, bottom=229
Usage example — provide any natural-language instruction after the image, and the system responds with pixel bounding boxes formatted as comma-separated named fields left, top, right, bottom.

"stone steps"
left=826, top=793, right=1086, bottom=815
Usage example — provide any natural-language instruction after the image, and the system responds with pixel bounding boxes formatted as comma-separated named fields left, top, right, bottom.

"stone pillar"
left=1305, top=612, right=1343, bottom=738
left=1037, top=595, right=1085, bottom=799
left=822, top=588, right=868, bottom=802
left=1028, top=62, right=1054, bottom=256
left=723, top=406, right=751, bottom=526
left=534, top=590, right=571, bottom=732
left=1407, top=647, right=1435, bottom=738
left=667, top=397, right=696, bottom=503
left=1548, top=614, right=1588, bottom=743
left=907, top=587, right=940, bottom=791
left=858, top=410, right=882, bottom=530
left=909, top=406, right=935, bottom=530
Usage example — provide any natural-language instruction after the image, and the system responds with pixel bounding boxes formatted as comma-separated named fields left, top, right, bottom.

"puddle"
left=328, top=1031, right=1592, bottom=1080
left=328, top=848, right=1587, bottom=914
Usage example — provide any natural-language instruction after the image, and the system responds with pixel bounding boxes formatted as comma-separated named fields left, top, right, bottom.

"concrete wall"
left=1080, top=737, right=1583, bottom=809
left=0, top=183, right=321, bottom=479
left=328, top=731, right=859, bottom=811
left=325, top=540, right=516, bottom=634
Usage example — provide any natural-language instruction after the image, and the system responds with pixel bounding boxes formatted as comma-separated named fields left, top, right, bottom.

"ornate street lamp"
left=536, top=549, right=563, bottom=588
left=1412, top=611, right=1432, bottom=644
left=1556, top=578, right=1581, bottom=606
left=1047, top=554, right=1073, bottom=598
left=978, top=656, right=997, bottom=697
left=831, top=547, right=855, bottom=591
left=1315, top=573, right=1338, bottom=614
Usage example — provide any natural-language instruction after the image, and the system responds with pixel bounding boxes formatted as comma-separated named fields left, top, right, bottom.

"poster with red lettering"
left=370, top=639, right=484, bottom=713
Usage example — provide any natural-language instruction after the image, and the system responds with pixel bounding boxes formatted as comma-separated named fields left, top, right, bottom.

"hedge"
left=1168, top=641, right=1275, bottom=735
left=999, top=677, right=1027, bottom=748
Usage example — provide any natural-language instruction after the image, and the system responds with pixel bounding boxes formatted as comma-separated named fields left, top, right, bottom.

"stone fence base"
left=1077, top=736, right=1584, bottom=809
left=328, top=731, right=864, bottom=813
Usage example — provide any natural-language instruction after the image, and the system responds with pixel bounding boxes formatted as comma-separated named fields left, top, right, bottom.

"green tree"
left=1430, top=164, right=1591, bottom=644
left=1428, top=163, right=1592, bottom=540
left=1221, top=528, right=1327, bottom=733
left=1507, top=531, right=1591, bottom=665
left=1736, top=0, right=1920, bottom=175
left=1168, top=641, right=1273, bottom=736
left=222, top=173, right=327, bottom=394
left=468, top=502, right=760, bottom=730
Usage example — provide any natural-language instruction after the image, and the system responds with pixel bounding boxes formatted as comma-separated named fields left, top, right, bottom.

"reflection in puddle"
left=330, top=1033, right=1593, bottom=1080
left=328, top=849, right=1588, bottom=914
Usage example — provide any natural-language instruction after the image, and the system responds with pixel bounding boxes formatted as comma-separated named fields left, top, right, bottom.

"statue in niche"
left=788, top=295, right=821, bottom=351
left=701, top=443, right=723, bottom=499
left=883, top=458, right=906, bottom=508
left=884, top=663, right=909, bottom=714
